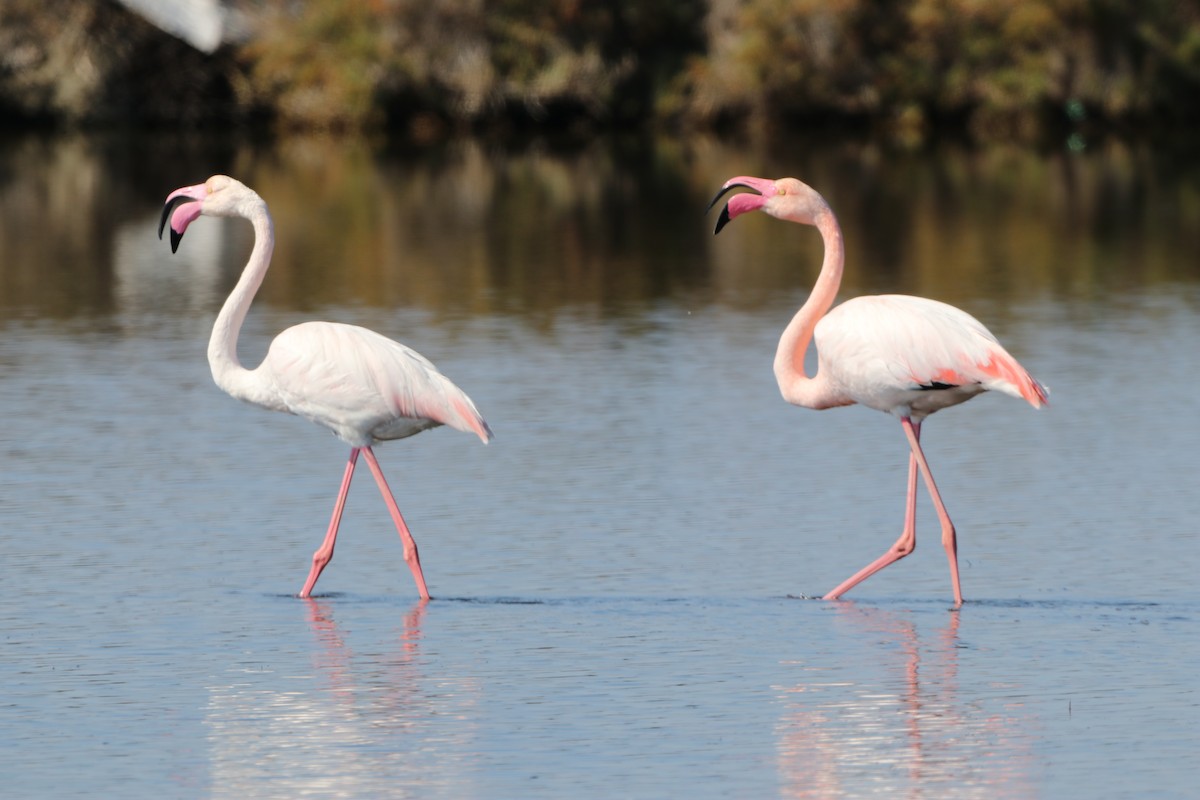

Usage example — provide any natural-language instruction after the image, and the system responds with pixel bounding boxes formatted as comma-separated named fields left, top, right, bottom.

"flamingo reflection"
left=204, top=599, right=482, bottom=796
left=775, top=607, right=1037, bottom=798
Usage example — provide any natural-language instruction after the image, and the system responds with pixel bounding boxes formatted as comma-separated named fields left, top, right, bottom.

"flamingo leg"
left=899, top=417, right=962, bottom=607
left=299, top=447, right=361, bottom=598
left=360, top=446, right=431, bottom=600
left=824, top=421, right=921, bottom=600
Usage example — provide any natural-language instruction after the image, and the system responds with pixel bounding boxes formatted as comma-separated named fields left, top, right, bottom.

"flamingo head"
left=158, top=175, right=262, bottom=253
left=707, top=176, right=831, bottom=233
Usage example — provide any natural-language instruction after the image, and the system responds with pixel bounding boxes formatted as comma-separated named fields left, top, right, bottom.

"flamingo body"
left=812, top=294, right=1046, bottom=419
left=710, top=175, right=1045, bottom=607
left=160, top=175, right=490, bottom=599
left=262, top=321, right=491, bottom=447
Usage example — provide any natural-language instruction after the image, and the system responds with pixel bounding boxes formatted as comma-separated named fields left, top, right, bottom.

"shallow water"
left=1, top=133, right=1198, bottom=797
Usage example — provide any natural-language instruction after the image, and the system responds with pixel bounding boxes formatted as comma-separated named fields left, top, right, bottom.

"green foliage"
left=238, top=0, right=705, bottom=132
left=4, top=0, right=1196, bottom=139
left=680, top=0, right=1200, bottom=141
left=239, top=0, right=393, bottom=129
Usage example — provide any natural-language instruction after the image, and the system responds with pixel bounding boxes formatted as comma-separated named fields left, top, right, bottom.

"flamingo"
left=709, top=176, right=1046, bottom=607
left=159, top=175, right=492, bottom=599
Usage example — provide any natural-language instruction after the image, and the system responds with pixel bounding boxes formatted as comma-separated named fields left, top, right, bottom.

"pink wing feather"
left=817, top=295, right=1046, bottom=409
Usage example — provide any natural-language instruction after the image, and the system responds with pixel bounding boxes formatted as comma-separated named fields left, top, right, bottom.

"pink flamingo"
left=159, top=175, right=492, bottom=599
left=709, top=176, right=1046, bottom=607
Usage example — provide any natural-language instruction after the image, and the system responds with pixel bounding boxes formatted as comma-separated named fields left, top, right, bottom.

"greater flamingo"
left=709, top=176, right=1046, bottom=607
left=159, top=175, right=492, bottom=599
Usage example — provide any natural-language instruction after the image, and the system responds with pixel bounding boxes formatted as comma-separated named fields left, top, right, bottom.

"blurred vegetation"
left=0, top=0, right=236, bottom=126
left=238, top=0, right=705, bottom=135
left=3, top=129, right=1198, bottom=324
left=683, top=0, right=1200, bottom=143
left=0, top=0, right=1198, bottom=143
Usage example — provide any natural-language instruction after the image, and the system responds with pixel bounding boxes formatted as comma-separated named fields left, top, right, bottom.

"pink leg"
left=299, top=448, right=361, bottom=598
left=824, top=421, right=921, bottom=600
left=899, top=418, right=962, bottom=607
left=361, top=446, right=431, bottom=600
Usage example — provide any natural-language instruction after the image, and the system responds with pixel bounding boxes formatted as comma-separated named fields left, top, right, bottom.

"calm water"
left=1, top=132, right=1198, bottom=798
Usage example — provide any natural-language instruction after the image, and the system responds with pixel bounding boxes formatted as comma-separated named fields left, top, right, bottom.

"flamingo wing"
left=260, top=321, right=492, bottom=445
left=816, top=295, right=1046, bottom=410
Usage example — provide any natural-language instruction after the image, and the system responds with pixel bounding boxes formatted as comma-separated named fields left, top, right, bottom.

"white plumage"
left=815, top=294, right=1037, bottom=419
left=264, top=321, right=490, bottom=446
left=711, top=175, right=1045, bottom=607
left=160, top=175, right=491, bottom=599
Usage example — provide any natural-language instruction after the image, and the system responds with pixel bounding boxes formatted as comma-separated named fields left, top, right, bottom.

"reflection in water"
left=775, top=607, right=1036, bottom=799
left=112, top=206, right=252, bottom=321
left=204, top=600, right=482, bottom=797
left=1, top=133, right=1198, bottom=325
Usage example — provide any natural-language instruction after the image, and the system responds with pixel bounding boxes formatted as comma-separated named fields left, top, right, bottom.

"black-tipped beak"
left=706, top=176, right=775, bottom=235
left=706, top=183, right=743, bottom=215
left=700, top=177, right=768, bottom=235
left=713, top=204, right=733, bottom=235
left=159, top=194, right=196, bottom=254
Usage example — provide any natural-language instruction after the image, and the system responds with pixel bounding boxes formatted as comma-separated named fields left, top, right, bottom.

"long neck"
left=773, top=209, right=846, bottom=408
left=207, top=205, right=274, bottom=401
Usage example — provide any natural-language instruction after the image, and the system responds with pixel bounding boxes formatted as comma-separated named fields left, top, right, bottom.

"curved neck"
left=773, top=209, right=845, bottom=408
left=207, top=205, right=274, bottom=400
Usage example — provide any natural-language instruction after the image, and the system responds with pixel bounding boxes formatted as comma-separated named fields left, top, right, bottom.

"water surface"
left=1, top=132, right=1197, bottom=798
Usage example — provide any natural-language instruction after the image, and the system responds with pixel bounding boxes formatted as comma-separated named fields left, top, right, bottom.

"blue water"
left=1, top=135, right=1199, bottom=797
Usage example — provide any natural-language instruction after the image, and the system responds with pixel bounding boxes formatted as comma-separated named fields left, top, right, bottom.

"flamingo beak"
left=707, top=176, right=777, bottom=234
left=158, top=183, right=209, bottom=253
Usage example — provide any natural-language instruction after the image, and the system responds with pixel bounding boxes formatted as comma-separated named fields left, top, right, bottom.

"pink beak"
left=707, top=176, right=777, bottom=234
left=158, top=182, right=209, bottom=253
